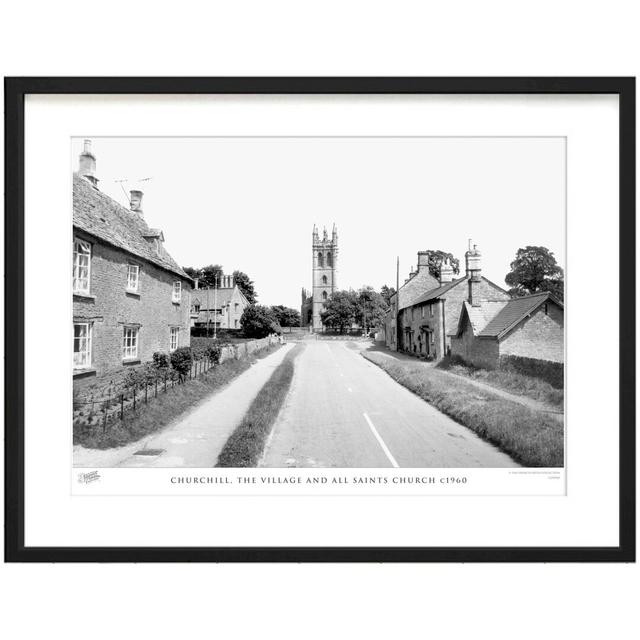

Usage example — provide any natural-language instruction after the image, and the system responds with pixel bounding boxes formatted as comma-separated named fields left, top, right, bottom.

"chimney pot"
left=78, top=139, right=98, bottom=187
left=129, top=190, right=144, bottom=215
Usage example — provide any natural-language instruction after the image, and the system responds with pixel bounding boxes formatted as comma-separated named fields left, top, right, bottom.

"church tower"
left=311, top=224, right=338, bottom=330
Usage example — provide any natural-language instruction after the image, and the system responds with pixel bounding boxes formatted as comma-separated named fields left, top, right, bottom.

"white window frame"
left=126, top=264, right=140, bottom=292
left=73, top=322, right=92, bottom=369
left=122, top=326, right=139, bottom=360
left=172, top=281, right=182, bottom=303
left=169, top=327, right=179, bottom=352
left=73, top=238, right=92, bottom=294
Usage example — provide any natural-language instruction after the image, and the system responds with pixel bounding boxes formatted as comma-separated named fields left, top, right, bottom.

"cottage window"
left=170, top=327, right=179, bottom=352
left=73, top=323, right=92, bottom=369
left=429, top=304, right=434, bottom=318
left=126, top=264, right=139, bottom=292
left=73, top=238, right=91, bottom=294
left=421, top=306, right=425, bottom=318
left=172, top=281, right=182, bottom=303
left=122, top=326, right=139, bottom=360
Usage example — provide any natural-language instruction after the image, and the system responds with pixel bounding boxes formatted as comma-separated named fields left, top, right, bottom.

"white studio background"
left=1, top=3, right=638, bottom=640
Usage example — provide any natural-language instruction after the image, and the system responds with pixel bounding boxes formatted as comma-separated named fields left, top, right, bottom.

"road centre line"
left=363, top=412, right=399, bottom=468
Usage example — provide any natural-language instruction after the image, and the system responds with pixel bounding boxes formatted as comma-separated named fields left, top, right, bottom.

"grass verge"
left=363, top=351, right=563, bottom=467
left=74, top=344, right=283, bottom=450
left=216, top=343, right=305, bottom=467
left=437, top=357, right=564, bottom=408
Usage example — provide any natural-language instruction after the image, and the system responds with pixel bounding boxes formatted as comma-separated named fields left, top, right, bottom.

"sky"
left=71, top=137, right=566, bottom=309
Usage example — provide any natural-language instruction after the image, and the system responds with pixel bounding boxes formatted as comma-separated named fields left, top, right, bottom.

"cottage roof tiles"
left=478, top=291, right=562, bottom=338
left=462, top=300, right=508, bottom=335
left=73, top=173, right=190, bottom=281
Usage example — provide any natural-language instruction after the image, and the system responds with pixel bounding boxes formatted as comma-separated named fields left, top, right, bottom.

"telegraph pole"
left=396, top=256, right=401, bottom=351
left=213, top=274, right=218, bottom=340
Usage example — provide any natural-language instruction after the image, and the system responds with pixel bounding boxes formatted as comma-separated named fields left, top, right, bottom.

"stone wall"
left=192, top=335, right=280, bottom=363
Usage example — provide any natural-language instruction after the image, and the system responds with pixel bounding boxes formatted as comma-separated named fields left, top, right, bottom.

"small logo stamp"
left=78, top=470, right=101, bottom=484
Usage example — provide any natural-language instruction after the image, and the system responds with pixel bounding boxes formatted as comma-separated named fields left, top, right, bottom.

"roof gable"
left=478, top=292, right=562, bottom=339
left=73, top=173, right=190, bottom=281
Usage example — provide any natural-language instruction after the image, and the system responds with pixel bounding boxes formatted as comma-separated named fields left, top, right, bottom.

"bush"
left=170, top=347, right=193, bottom=378
left=152, top=351, right=171, bottom=370
left=205, top=343, right=222, bottom=364
left=240, top=305, right=282, bottom=338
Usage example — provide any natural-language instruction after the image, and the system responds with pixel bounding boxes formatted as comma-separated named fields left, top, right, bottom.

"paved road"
left=261, top=341, right=517, bottom=468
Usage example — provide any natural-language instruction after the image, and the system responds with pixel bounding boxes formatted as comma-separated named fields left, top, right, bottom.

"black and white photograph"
left=71, top=136, right=565, bottom=472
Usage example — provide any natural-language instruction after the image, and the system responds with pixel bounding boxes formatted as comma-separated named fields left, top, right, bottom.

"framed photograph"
left=4, top=77, right=635, bottom=562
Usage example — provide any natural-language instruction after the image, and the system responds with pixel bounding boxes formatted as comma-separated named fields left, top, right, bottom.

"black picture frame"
left=4, top=77, right=635, bottom=563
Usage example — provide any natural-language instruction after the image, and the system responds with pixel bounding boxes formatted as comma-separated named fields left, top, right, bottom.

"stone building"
left=191, top=276, right=250, bottom=330
left=301, top=224, right=338, bottom=331
left=383, top=244, right=510, bottom=358
left=72, top=140, right=192, bottom=390
left=451, top=291, right=564, bottom=370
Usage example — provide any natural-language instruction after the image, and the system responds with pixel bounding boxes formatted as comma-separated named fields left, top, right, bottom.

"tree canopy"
left=504, top=246, right=564, bottom=301
left=270, top=305, right=301, bottom=330
left=182, top=264, right=224, bottom=289
left=240, top=305, right=281, bottom=338
left=357, top=287, right=387, bottom=333
left=319, top=287, right=386, bottom=333
left=320, top=290, right=358, bottom=333
left=380, top=284, right=396, bottom=307
left=232, top=270, right=257, bottom=304
left=423, top=250, right=460, bottom=280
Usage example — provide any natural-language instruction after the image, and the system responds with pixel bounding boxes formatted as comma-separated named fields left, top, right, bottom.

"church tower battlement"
left=302, top=224, right=338, bottom=330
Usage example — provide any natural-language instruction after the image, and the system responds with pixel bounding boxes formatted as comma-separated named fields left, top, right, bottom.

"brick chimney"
left=440, top=257, right=455, bottom=285
left=129, top=189, right=143, bottom=216
left=465, top=241, right=482, bottom=306
left=78, top=139, right=98, bottom=187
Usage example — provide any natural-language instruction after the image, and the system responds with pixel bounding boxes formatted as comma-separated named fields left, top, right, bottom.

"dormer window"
left=172, top=281, right=182, bottom=303
left=126, top=264, right=139, bottom=292
left=73, top=238, right=91, bottom=294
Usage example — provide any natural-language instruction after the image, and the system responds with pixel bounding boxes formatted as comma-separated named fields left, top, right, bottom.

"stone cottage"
left=451, top=291, right=564, bottom=370
left=72, top=140, right=193, bottom=390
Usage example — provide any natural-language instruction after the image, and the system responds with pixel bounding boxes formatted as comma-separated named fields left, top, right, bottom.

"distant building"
left=301, top=224, right=338, bottom=331
left=191, top=275, right=250, bottom=330
left=383, top=245, right=510, bottom=358
left=73, top=140, right=192, bottom=389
